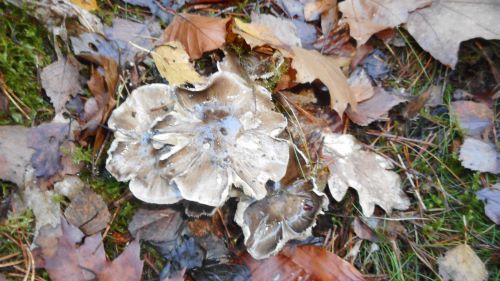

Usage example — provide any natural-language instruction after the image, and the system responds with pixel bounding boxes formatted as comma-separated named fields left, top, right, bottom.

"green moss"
left=0, top=3, right=53, bottom=125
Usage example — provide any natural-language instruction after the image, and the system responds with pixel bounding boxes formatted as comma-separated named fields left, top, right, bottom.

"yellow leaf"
left=152, top=41, right=206, bottom=86
left=70, top=0, right=98, bottom=11
left=291, top=47, right=356, bottom=116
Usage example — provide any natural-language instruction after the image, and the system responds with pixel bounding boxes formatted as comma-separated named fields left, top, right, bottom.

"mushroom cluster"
left=106, top=71, right=290, bottom=208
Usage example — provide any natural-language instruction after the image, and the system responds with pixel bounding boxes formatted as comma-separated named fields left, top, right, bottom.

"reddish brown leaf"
left=160, top=13, right=230, bottom=59
left=242, top=245, right=365, bottom=281
left=64, top=187, right=111, bottom=235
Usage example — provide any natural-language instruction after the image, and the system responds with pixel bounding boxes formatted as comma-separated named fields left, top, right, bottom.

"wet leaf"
left=152, top=41, right=207, bottom=86
left=406, top=1, right=500, bottom=68
left=322, top=133, right=410, bottom=217
left=160, top=13, right=230, bottom=59
left=346, top=87, right=407, bottom=126
left=476, top=184, right=500, bottom=224
left=339, top=0, right=431, bottom=45
left=40, top=58, right=83, bottom=116
left=438, top=244, right=488, bottom=281
left=459, top=137, right=499, bottom=174
left=242, top=245, right=365, bottom=281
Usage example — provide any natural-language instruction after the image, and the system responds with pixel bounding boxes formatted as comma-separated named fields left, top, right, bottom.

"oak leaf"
left=160, top=13, right=230, bottom=59
left=406, top=0, right=500, bottom=68
left=322, top=132, right=410, bottom=217
left=339, top=0, right=431, bottom=45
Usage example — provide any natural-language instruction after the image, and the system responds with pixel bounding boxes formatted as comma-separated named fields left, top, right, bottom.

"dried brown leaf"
left=242, top=245, right=365, bottom=281
left=322, top=133, right=410, bottom=217
left=438, top=244, right=488, bottom=281
left=291, top=47, right=355, bottom=116
left=346, top=87, right=407, bottom=126
left=41, top=58, right=82, bottom=116
left=339, top=0, right=431, bottom=45
left=406, top=1, right=500, bottom=68
left=160, top=13, right=229, bottom=60
left=459, top=137, right=499, bottom=174
left=64, top=187, right=111, bottom=235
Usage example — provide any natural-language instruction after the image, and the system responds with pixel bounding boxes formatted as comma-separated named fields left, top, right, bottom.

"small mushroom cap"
left=106, top=84, right=182, bottom=204
left=235, top=179, right=328, bottom=259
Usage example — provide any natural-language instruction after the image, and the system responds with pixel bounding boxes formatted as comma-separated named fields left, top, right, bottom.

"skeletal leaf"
left=322, top=132, right=410, bottom=217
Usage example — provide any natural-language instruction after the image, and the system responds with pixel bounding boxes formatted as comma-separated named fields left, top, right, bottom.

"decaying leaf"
left=406, top=1, right=500, bottom=68
left=128, top=207, right=185, bottom=242
left=476, top=184, right=500, bottom=224
left=322, top=132, right=410, bottom=217
left=35, top=218, right=143, bottom=281
left=459, top=138, right=499, bottom=174
left=160, top=13, right=230, bottom=59
left=29, top=122, right=71, bottom=179
left=64, top=187, right=110, bottom=235
left=339, top=0, right=431, bottom=45
left=291, top=46, right=355, bottom=116
left=103, top=18, right=154, bottom=65
left=152, top=41, right=207, bottom=86
left=40, top=58, right=82, bottom=116
left=347, top=67, right=374, bottom=103
left=242, top=245, right=365, bottom=281
left=451, top=101, right=494, bottom=138
left=438, top=244, right=488, bottom=281
left=346, top=87, right=407, bottom=126
left=0, top=126, right=34, bottom=186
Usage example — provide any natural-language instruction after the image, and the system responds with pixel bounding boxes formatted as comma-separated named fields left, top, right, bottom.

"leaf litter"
left=1, top=1, right=499, bottom=280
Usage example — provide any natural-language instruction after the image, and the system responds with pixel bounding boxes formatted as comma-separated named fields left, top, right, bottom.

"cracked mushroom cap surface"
left=106, top=71, right=290, bottom=207
left=235, top=179, right=328, bottom=259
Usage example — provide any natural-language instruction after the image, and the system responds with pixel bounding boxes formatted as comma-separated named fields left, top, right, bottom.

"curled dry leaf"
left=459, top=138, right=499, bottom=174
left=235, top=180, right=328, bottom=259
left=160, top=13, right=230, bottom=60
left=339, top=0, right=431, bottom=45
left=40, top=58, right=82, bottom=116
left=438, top=244, right=488, bottom=281
left=476, top=184, right=500, bottom=224
left=242, top=245, right=365, bottom=281
left=152, top=41, right=207, bottom=86
left=322, top=132, right=410, bottom=217
left=406, top=1, right=500, bottom=68
left=291, top=46, right=355, bottom=116
left=106, top=71, right=289, bottom=207
left=346, top=87, right=407, bottom=126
